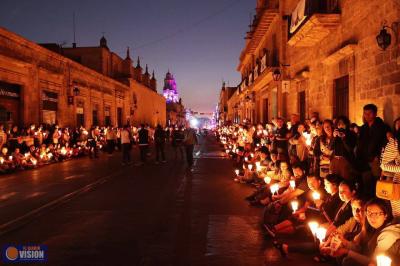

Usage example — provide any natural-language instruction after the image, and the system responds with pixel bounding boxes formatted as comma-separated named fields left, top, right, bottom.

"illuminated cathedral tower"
left=163, top=70, right=179, bottom=103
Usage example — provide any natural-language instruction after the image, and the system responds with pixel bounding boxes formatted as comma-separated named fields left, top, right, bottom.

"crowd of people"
left=217, top=104, right=400, bottom=266
left=0, top=122, right=199, bottom=173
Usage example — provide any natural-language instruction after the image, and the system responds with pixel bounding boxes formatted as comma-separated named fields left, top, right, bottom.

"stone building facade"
left=223, top=0, right=400, bottom=125
left=218, top=82, right=237, bottom=125
left=0, top=27, right=166, bottom=128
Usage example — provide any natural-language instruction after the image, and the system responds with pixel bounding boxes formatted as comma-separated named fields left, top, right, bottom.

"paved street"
left=0, top=135, right=320, bottom=266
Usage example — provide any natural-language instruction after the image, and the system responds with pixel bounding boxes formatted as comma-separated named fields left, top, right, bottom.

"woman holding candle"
left=288, top=122, right=309, bottom=170
left=314, top=120, right=335, bottom=178
left=325, top=180, right=357, bottom=236
left=331, top=198, right=399, bottom=266
left=274, top=197, right=366, bottom=261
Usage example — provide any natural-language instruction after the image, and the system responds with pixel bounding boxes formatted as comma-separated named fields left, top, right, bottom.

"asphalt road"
left=0, top=135, right=321, bottom=266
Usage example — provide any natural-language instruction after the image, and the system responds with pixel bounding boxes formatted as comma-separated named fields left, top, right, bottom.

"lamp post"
left=272, top=69, right=281, bottom=81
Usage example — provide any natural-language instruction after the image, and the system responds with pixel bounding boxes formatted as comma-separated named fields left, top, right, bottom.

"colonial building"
left=218, top=82, right=237, bottom=125
left=223, top=0, right=400, bottom=125
left=162, top=71, right=186, bottom=126
left=0, top=27, right=166, bottom=128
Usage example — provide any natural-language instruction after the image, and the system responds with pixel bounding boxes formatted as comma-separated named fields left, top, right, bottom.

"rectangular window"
left=333, top=76, right=349, bottom=118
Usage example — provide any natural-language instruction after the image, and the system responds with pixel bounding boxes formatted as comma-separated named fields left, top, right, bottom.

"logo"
left=2, top=245, right=47, bottom=263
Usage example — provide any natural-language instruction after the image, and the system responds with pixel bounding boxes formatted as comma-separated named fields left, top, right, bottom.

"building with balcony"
left=225, top=0, right=400, bottom=125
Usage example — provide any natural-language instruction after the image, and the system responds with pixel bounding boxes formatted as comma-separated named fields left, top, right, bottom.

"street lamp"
left=376, top=26, right=392, bottom=50
left=272, top=69, right=281, bottom=81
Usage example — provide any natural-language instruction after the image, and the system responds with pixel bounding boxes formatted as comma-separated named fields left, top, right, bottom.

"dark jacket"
left=332, top=200, right=353, bottom=227
left=138, top=128, right=149, bottom=145
left=321, top=192, right=342, bottom=222
left=154, top=128, right=166, bottom=144
left=356, top=117, right=389, bottom=169
left=333, top=129, right=357, bottom=163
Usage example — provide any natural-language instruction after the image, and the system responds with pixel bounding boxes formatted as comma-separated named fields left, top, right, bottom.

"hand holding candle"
left=316, top=227, right=327, bottom=243
left=312, top=191, right=321, bottom=200
left=291, top=200, right=299, bottom=213
left=308, top=221, right=319, bottom=235
left=270, top=183, right=279, bottom=194
left=376, top=255, right=392, bottom=266
left=290, top=179, right=296, bottom=189
left=264, top=176, right=271, bottom=184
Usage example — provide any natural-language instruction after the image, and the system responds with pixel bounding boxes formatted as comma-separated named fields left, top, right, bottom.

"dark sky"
left=0, top=0, right=254, bottom=112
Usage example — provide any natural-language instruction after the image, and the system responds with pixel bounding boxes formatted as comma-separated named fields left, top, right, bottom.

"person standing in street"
left=88, top=126, right=99, bottom=159
left=172, top=126, right=185, bottom=160
left=106, top=126, right=116, bottom=155
left=137, top=124, right=149, bottom=165
left=120, top=125, right=132, bottom=165
left=154, top=124, right=166, bottom=164
left=183, top=122, right=198, bottom=167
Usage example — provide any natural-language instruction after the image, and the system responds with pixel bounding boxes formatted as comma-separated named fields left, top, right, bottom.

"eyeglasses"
left=352, top=207, right=362, bottom=214
left=366, top=211, right=385, bottom=218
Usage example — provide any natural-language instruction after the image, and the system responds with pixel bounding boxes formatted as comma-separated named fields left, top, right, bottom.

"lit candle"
left=316, top=227, right=327, bottom=243
left=248, top=164, right=253, bottom=171
left=303, top=132, right=312, bottom=146
left=308, top=221, right=319, bottom=235
left=312, top=191, right=321, bottom=200
left=256, top=143, right=260, bottom=147
left=255, top=161, right=261, bottom=168
left=290, top=180, right=296, bottom=189
left=250, top=153, right=254, bottom=158
left=264, top=176, right=271, bottom=184
left=376, top=255, right=392, bottom=266
left=245, top=157, right=248, bottom=162
left=270, top=183, right=279, bottom=194
left=235, top=169, right=239, bottom=176
left=291, top=200, right=299, bottom=212
left=0, top=157, right=4, bottom=164
left=9, top=156, right=12, bottom=160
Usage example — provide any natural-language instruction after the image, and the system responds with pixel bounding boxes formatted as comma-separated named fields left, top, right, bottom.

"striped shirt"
left=380, top=138, right=400, bottom=218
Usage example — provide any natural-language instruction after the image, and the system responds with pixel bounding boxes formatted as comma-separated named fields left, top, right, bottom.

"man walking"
left=137, top=124, right=149, bottom=165
left=183, top=122, right=198, bottom=167
left=120, top=125, right=132, bottom=165
left=154, top=124, right=166, bottom=164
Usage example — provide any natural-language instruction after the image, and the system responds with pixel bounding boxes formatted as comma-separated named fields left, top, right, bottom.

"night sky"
left=0, top=0, right=255, bottom=113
